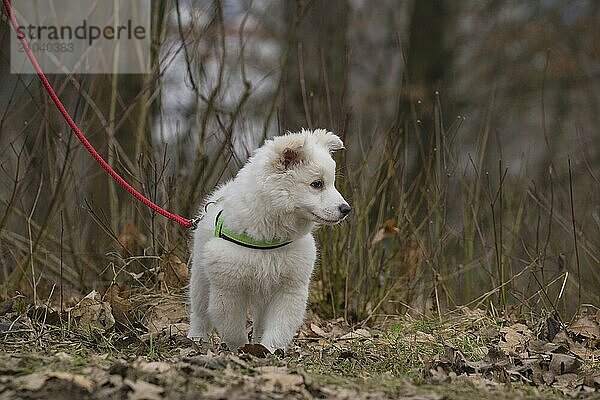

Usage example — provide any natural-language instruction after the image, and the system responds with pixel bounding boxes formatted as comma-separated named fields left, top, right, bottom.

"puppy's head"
left=266, top=129, right=351, bottom=224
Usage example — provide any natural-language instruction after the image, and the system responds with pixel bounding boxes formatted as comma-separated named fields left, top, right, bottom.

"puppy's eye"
left=310, top=180, right=324, bottom=190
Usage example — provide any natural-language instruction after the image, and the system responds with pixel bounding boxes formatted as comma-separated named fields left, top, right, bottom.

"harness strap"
left=214, top=210, right=292, bottom=250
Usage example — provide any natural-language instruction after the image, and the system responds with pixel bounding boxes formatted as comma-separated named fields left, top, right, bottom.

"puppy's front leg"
left=260, top=285, right=309, bottom=352
left=188, top=266, right=212, bottom=341
left=251, top=300, right=267, bottom=343
left=208, top=287, right=249, bottom=351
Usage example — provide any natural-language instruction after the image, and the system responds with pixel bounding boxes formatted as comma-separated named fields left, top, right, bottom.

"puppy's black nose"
left=339, top=203, right=351, bottom=216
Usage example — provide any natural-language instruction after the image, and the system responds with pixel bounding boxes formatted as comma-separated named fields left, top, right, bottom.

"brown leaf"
left=16, top=372, right=94, bottom=393
left=124, top=379, right=163, bottom=400
left=499, top=324, right=530, bottom=354
left=408, top=331, right=435, bottom=344
left=308, top=323, right=328, bottom=338
left=15, top=373, right=48, bottom=391
left=568, top=315, right=600, bottom=339
left=542, top=370, right=555, bottom=385
left=371, top=219, right=400, bottom=245
left=338, top=328, right=371, bottom=340
left=104, top=284, right=133, bottom=325
left=69, top=290, right=115, bottom=332
left=530, top=362, right=545, bottom=386
left=549, top=353, right=581, bottom=376
left=46, top=372, right=94, bottom=393
left=161, top=254, right=189, bottom=288
left=143, top=299, right=187, bottom=334
left=583, top=372, right=600, bottom=389
left=553, top=373, right=579, bottom=388
left=238, top=343, right=271, bottom=358
left=484, top=347, right=509, bottom=364
left=258, top=367, right=304, bottom=392
left=134, top=360, right=171, bottom=374
left=567, top=339, right=599, bottom=360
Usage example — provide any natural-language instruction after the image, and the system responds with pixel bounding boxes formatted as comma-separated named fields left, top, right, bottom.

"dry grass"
left=0, top=0, right=598, bottom=324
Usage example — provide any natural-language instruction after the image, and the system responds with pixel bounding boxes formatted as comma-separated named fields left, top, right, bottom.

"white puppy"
left=188, top=129, right=350, bottom=353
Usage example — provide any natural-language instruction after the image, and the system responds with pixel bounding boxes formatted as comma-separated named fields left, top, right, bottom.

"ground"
left=0, top=290, right=599, bottom=399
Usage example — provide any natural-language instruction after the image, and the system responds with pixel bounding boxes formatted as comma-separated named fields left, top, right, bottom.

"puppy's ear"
left=281, top=147, right=303, bottom=169
left=312, top=129, right=344, bottom=152
left=271, top=134, right=306, bottom=171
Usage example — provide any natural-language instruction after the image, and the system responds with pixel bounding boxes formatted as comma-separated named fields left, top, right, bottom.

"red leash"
left=2, top=0, right=196, bottom=229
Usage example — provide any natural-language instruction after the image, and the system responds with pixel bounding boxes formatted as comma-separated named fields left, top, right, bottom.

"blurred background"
left=0, top=0, right=598, bottom=322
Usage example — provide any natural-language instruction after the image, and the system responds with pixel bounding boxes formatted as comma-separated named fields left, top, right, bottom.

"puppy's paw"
left=238, top=343, right=271, bottom=358
left=187, top=333, right=202, bottom=342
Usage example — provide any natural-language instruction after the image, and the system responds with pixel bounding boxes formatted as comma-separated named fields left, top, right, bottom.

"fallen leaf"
left=549, top=353, right=581, bottom=375
left=568, top=315, right=600, bottom=339
left=409, top=331, right=435, bottom=343
left=161, top=254, right=188, bottom=288
left=104, top=284, right=133, bottom=325
left=259, top=367, right=304, bottom=392
left=125, top=379, right=164, bottom=400
left=46, top=372, right=94, bottom=393
left=553, top=373, right=579, bottom=388
left=338, top=349, right=357, bottom=360
left=339, top=328, right=371, bottom=340
left=542, top=370, right=555, bottom=385
left=583, top=372, right=600, bottom=389
left=134, top=360, right=171, bottom=374
left=15, top=372, right=94, bottom=393
left=238, top=343, right=271, bottom=358
left=310, top=323, right=327, bottom=337
left=144, top=299, right=186, bottom=334
left=69, top=290, right=115, bottom=332
left=567, top=339, right=598, bottom=360
left=15, top=373, right=48, bottom=391
left=499, top=324, right=530, bottom=353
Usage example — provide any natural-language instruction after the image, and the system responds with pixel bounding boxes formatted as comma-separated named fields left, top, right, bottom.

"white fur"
left=188, top=129, right=350, bottom=352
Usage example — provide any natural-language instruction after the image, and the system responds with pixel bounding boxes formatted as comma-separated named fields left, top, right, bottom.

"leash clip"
left=189, top=217, right=201, bottom=231
left=189, top=198, right=223, bottom=230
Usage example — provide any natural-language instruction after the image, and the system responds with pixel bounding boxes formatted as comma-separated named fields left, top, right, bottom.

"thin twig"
left=567, top=158, right=582, bottom=314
